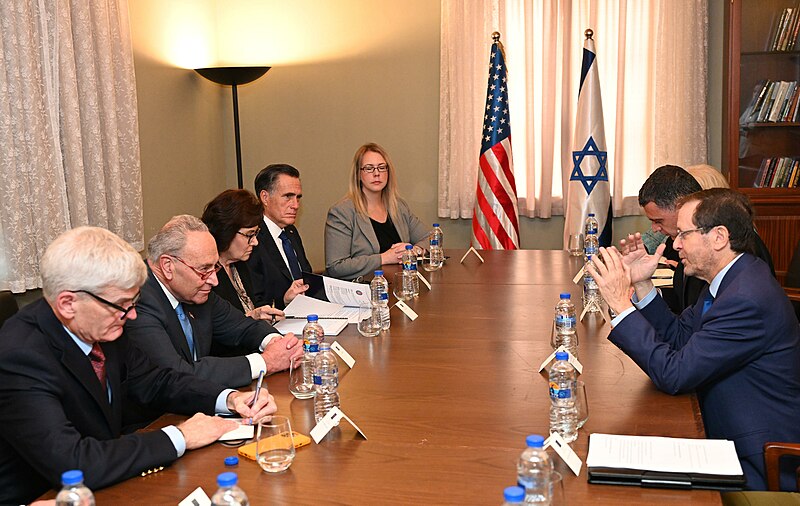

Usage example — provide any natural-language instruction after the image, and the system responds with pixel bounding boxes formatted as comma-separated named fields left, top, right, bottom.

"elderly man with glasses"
left=0, top=226, right=277, bottom=505
left=124, top=215, right=302, bottom=427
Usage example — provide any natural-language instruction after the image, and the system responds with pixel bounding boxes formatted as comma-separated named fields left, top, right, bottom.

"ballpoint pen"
left=270, top=301, right=276, bottom=324
left=250, top=370, right=266, bottom=409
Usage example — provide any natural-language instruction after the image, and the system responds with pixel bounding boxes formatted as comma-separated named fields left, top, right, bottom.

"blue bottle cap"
left=224, top=456, right=239, bottom=466
left=503, top=486, right=525, bottom=502
left=374, top=270, right=384, bottom=276
left=217, top=472, right=238, bottom=487
left=405, top=244, right=413, bottom=250
left=319, top=342, right=331, bottom=351
left=433, top=223, right=440, bottom=227
left=588, top=213, right=595, bottom=217
left=307, top=314, right=318, bottom=322
left=555, top=351, right=569, bottom=361
left=525, top=434, right=545, bottom=448
left=560, top=293, right=571, bottom=299
left=61, top=470, right=83, bottom=485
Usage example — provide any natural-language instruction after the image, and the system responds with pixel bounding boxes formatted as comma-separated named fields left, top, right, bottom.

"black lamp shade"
left=194, top=66, right=270, bottom=86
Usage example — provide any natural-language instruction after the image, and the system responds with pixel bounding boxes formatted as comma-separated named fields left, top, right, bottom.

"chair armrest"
left=785, top=287, right=800, bottom=302
left=764, top=442, right=800, bottom=491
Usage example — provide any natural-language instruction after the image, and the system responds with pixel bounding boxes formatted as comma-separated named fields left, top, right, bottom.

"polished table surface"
left=88, top=250, right=720, bottom=504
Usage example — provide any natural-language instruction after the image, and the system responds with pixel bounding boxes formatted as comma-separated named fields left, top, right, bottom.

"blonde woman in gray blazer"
left=325, top=143, right=429, bottom=280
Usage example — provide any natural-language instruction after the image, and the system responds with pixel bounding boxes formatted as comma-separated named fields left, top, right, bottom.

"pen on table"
left=283, top=315, right=349, bottom=319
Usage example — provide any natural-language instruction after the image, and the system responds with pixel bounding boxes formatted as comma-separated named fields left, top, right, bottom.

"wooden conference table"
left=88, top=250, right=721, bottom=504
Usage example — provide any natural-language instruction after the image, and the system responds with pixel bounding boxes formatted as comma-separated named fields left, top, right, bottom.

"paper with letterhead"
left=282, top=294, right=360, bottom=324
left=331, top=341, right=355, bottom=368
left=586, top=433, right=744, bottom=475
left=544, top=431, right=583, bottom=476
left=394, top=299, right=418, bottom=321
left=179, top=487, right=211, bottom=506
left=538, top=345, right=583, bottom=374
left=310, top=406, right=367, bottom=443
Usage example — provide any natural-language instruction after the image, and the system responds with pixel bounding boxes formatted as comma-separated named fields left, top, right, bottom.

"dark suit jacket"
left=213, top=261, right=262, bottom=313
left=0, top=299, right=224, bottom=504
left=662, top=232, right=775, bottom=313
left=125, top=270, right=277, bottom=388
left=611, top=254, right=800, bottom=490
left=246, top=223, right=312, bottom=310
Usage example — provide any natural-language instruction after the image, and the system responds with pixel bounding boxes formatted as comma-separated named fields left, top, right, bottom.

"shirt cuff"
left=216, top=388, right=237, bottom=414
left=633, top=286, right=658, bottom=309
left=259, top=333, right=279, bottom=352
left=610, top=306, right=637, bottom=327
left=162, top=425, right=186, bottom=458
left=246, top=353, right=267, bottom=378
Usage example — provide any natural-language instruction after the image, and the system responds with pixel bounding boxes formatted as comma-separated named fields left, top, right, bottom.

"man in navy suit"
left=0, top=227, right=276, bottom=504
left=589, top=188, right=800, bottom=490
left=247, top=164, right=313, bottom=309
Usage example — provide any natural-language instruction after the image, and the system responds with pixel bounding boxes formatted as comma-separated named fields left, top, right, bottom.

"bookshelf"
left=723, top=0, right=800, bottom=282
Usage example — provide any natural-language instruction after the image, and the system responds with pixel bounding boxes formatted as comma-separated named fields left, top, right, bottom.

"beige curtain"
left=439, top=0, right=708, bottom=220
left=0, top=0, right=143, bottom=293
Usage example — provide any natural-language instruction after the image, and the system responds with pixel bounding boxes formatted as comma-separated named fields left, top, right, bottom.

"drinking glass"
left=549, top=471, right=566, bottom=505
left=256, top=415, right=295, bottom=473
left=288, top=357, right=315, bottom=399
left=568, top=233, right=584, bottom=256
left=575, top=380, right=589, bottom=429
left=392, top=272, right=412, bottom=301
left=357, top=306, right=381, bottom=337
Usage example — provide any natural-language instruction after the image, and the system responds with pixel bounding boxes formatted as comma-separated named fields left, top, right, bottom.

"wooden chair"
left=765, top=442, right=800, bottom=492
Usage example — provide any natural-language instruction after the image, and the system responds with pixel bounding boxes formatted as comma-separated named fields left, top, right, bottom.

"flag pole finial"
left=584, top=29, right=593, bottom=40
left=492, top=31, right=501, bottom=43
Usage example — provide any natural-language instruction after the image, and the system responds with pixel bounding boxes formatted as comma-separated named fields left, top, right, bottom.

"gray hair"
left=147, top=214, right=209, bottom=262
left=40, top=226, right=146, bottom=301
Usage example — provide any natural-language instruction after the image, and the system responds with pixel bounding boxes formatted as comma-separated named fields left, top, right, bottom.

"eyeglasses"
left=170, top=255, right=222, bottom=281
left=360, top=164, right=388, bottom=174
left=675, top=227, right=709, bottom=241
left=237, top=228, right=260, bottom=244
left=71, top=290, right=141, bottom=320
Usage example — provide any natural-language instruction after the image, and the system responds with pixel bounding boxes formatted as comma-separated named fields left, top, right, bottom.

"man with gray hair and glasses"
left=125, top=215, right=302, bottom=407
left=0, top=227, right=276, bottom=505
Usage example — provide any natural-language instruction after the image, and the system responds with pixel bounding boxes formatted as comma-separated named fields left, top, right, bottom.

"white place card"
left=544, top=431, right=583, bottom=476
left=310, top=406, right=367, bottom=443
left=537, top=345, right=584, bottom=374
left=572, top=265, right=585, bottom=285
left=179, top=487, right=211, bottom=506
left=394, top=300, right=418, bottom=321
left=417, top=271, right=432, bottom=290
left=459, top=246, right=485, bottom=263
left=331, top=341, right=355, bottom=369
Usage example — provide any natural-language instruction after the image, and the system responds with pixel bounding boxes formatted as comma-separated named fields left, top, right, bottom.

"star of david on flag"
left=563, top=30, right=612, bottom=250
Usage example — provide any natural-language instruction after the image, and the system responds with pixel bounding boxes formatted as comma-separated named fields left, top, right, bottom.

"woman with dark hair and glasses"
left=325, top=143, right=429, bottom=280
left=202, top=189, right=284, bottom=321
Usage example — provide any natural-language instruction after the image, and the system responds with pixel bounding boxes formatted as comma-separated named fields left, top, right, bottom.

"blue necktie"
left=175, top=303, right=196, bottom=360
left=279, top=230, right=303, bottom=280
left=701, top=293, right=714, bottom=316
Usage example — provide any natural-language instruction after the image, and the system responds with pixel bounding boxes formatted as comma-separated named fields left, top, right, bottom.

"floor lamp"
left=194, top=66, right=270, bottom=189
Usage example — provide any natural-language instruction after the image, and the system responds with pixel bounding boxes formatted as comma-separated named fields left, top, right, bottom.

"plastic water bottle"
left=313, top=342, right=340, bottom=422
left=401, top=244, right=419, bottom=297
left=583, top=255, right=602, bottom=313
left=302, top=315, right=324, bottom=389
left=553, top=293, right=578, bottom=359
left=502, top=485, right=525, bottom=505
left=424, top=224, right=444, bottom=271
left=55, top=470, right=95, bottom=506
left=211, top=472, right=249, bottom=506
left=370, top=270, right=390, bottom=330
left=517, top=434, right=552, bottom=504
left=584, top=213, right=599, bottom=260
left=549, top=351, right=578, bottom=443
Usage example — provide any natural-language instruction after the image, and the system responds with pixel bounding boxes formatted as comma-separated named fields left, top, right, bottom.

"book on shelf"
left=741, top=80, right=800, bottom=125
left=754, top=157, right=800, bottom=188
left=769, top=6, right=800, bottom=51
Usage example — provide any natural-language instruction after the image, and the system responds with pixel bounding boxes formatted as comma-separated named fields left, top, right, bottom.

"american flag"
left=471, top=32, right=520, bottom=250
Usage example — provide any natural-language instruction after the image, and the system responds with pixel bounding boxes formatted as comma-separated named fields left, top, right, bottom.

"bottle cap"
left=555, top=351, right=569, bottom=361
left=503, top=486, right=525, bottom=502
left=433, top=223, right=440, bottom=227
left=217, top=472, right=238, bottom=487
left=559, top=293, right=571, bottom=299
left=307, top=314, right=318, bottom=322
left=374, top=270, right=384, bottom=276
left=405, top=244, right=413, bottom=250
left=224, top=456, right=239, bottom=466
left=525, top=434, right=545, bottom=448
left=61, top=469, right=84, bottom=486
left=319, top=341, right=331, bottom=350
left=588, top=213, right=595, bottom=217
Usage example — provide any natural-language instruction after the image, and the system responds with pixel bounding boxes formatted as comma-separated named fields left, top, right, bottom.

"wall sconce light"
left=194, top=66, right=270, bottom=189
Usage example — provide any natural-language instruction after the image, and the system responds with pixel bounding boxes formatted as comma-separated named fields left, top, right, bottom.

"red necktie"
left=89, top=343, right=107, bottom=387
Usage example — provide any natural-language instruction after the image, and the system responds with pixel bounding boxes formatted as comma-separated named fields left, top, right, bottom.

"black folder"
left=588, top=466, right=746, bottom=491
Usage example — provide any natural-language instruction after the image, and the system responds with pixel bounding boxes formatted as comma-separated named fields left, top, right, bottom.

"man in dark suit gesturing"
left=126, top=215, right=303, bottom=390
left=247, top=164, right=313, bottom=309
left=0, top=227, right=276, bottom=505
left=588, top=189, right=800, bottom=491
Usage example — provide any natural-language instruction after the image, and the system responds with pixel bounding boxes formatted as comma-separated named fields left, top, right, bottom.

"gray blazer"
left=325, top=197, right=429, bottom=279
